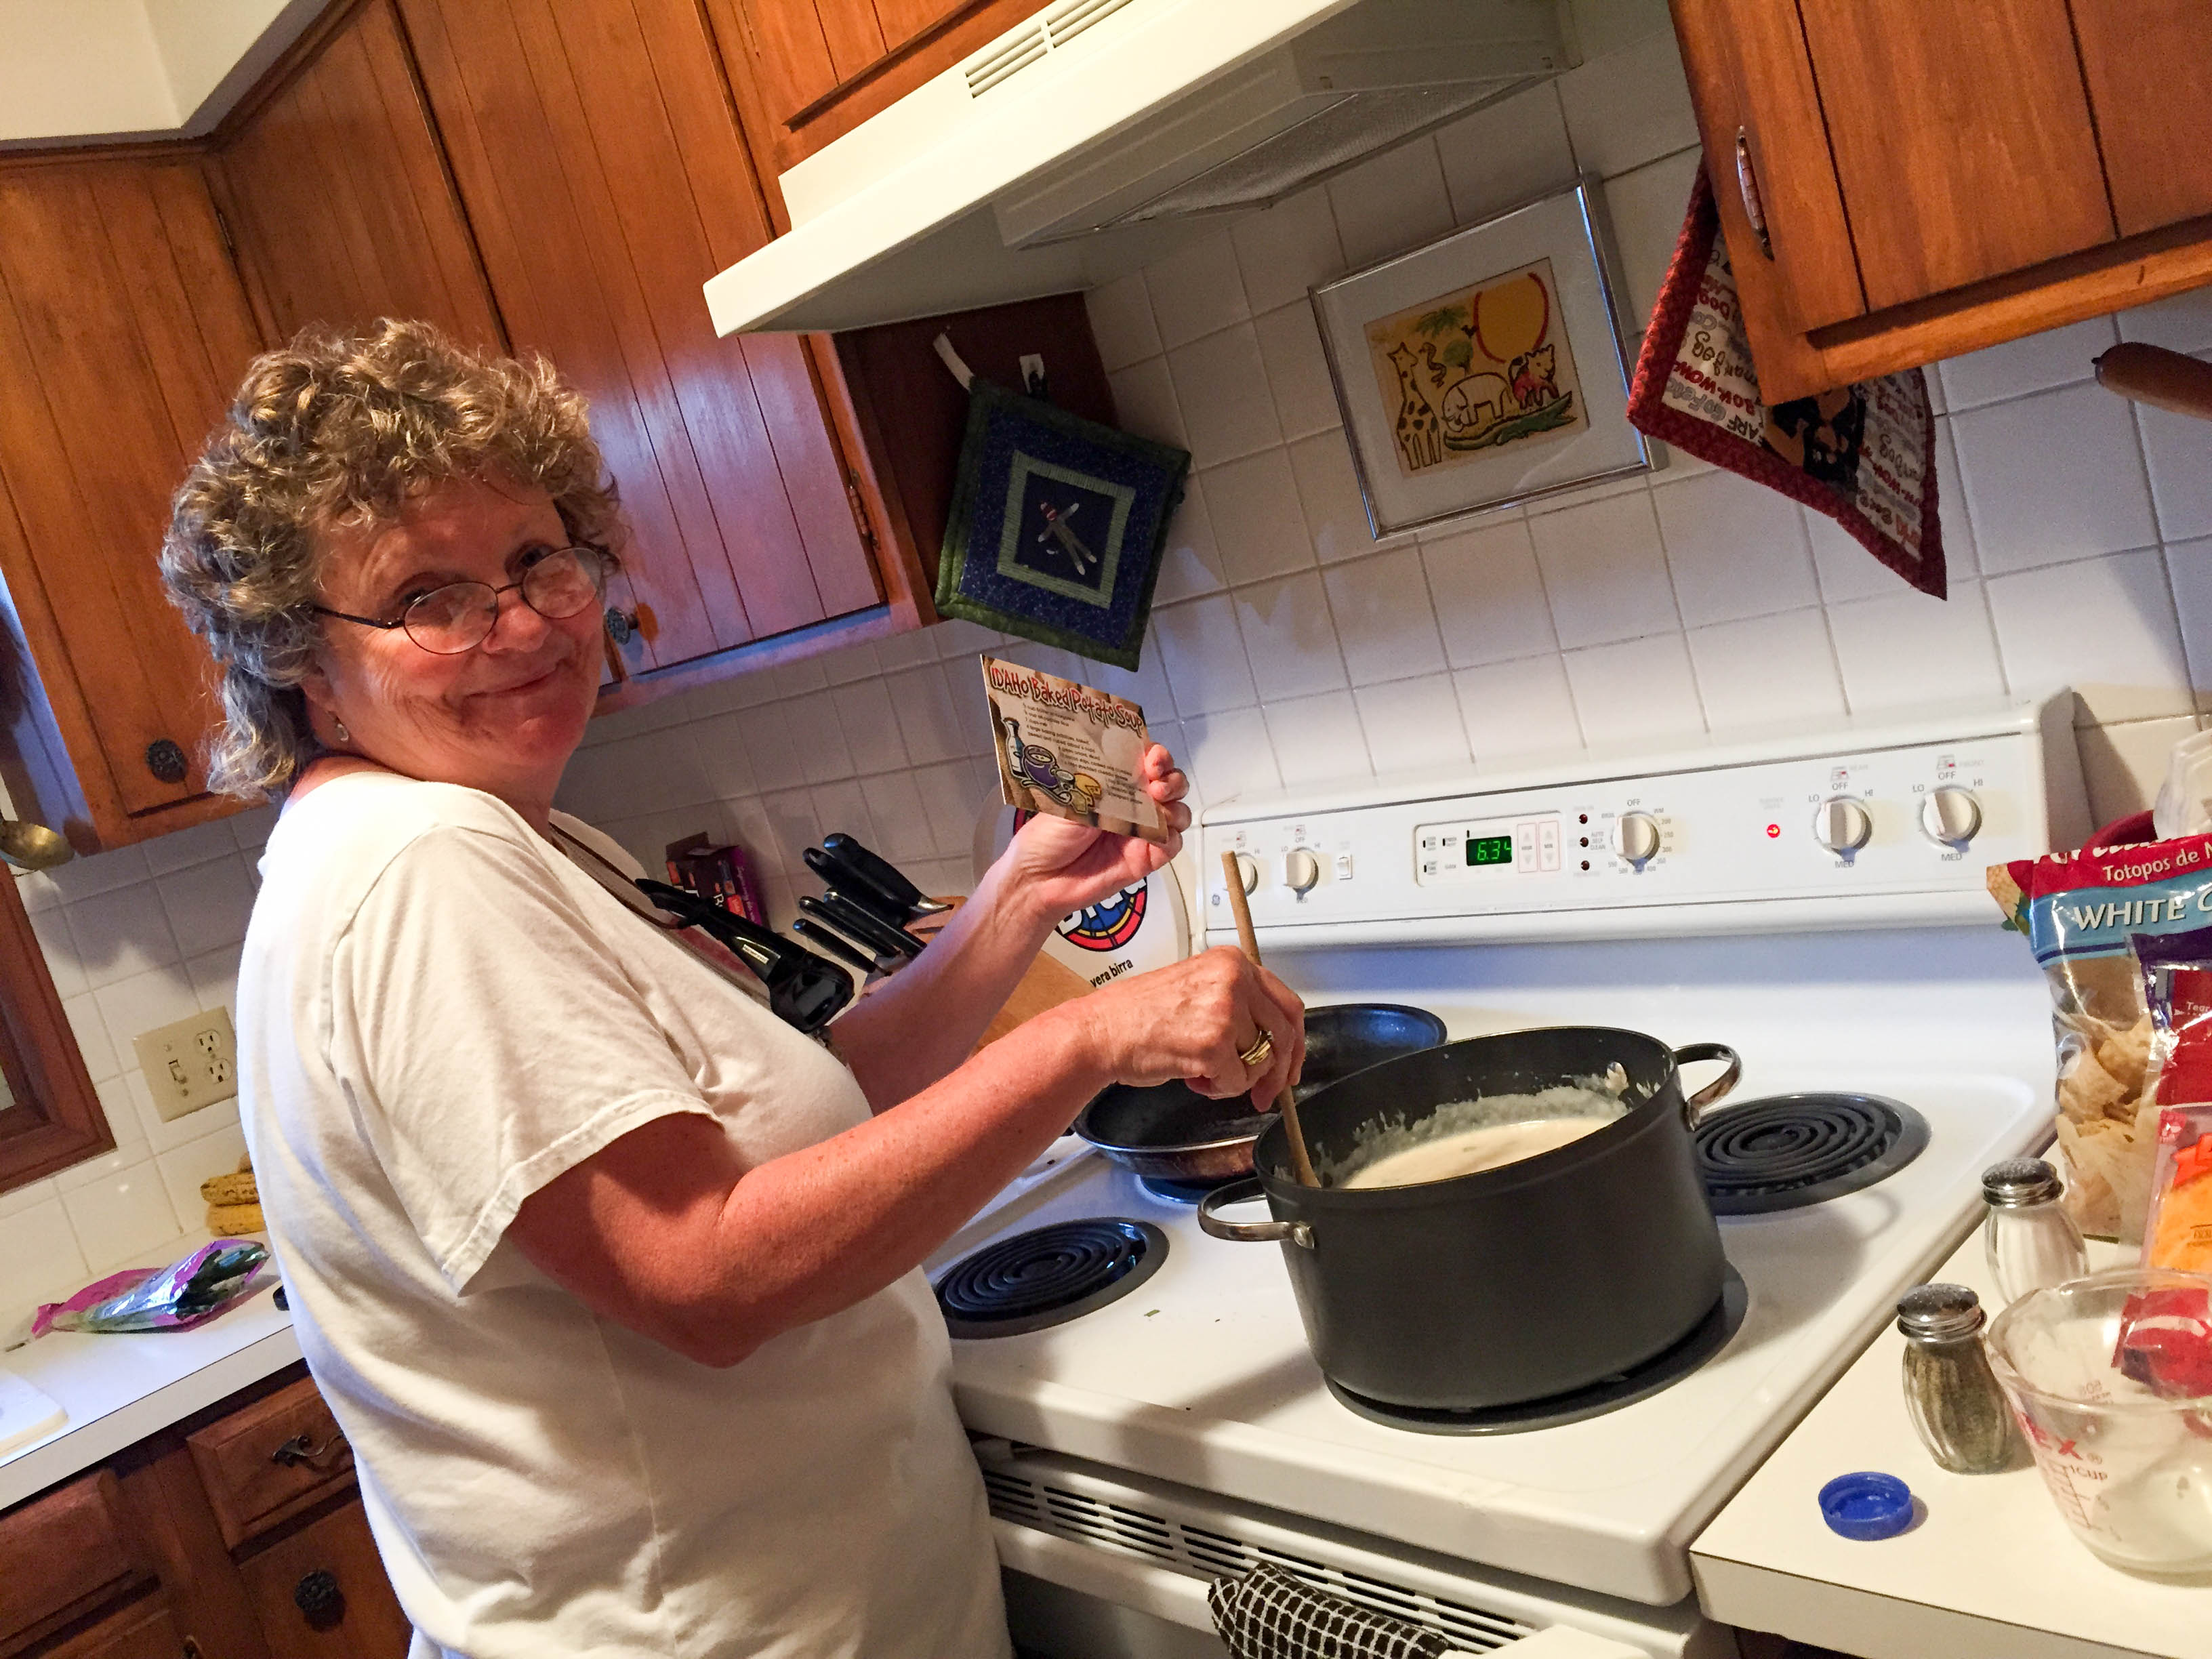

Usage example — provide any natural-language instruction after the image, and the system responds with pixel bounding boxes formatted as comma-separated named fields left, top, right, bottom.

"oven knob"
left=1284, top=848, right=1321, bottom=893
left=1616, top=812, right=1661, bottom=865
left=1229, top=853, right=1258, bottom=895
left=1919, top=785, right=1982, bottom=846
left=1816, top=796, right=1873, bottom=853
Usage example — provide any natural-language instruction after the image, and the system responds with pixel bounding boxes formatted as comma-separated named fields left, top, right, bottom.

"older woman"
left=161, top=321, right=1305, bottom=1659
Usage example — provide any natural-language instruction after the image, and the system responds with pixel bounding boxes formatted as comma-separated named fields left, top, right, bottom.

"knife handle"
left=802, top=846, right=911, bottom=925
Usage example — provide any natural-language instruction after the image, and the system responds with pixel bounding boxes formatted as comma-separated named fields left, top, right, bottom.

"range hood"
left=703, top=0, right=1575, bottom=337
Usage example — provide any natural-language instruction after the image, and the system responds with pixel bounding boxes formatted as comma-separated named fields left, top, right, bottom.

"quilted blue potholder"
left=934, top=376, right=1189, bottom=671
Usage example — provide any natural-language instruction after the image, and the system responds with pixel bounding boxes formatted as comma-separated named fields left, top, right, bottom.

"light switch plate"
left=133, top=1006, right=237, bottom=1122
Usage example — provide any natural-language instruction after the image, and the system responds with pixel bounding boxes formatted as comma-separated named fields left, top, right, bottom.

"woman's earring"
left=332, top=718, right=350, bottom=745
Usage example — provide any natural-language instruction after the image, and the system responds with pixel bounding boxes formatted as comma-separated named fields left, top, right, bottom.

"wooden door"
left=237, top=1501, right=411, bottom=1658
left=218, top=0, right=504, bottom=350
left=1793, top=1, right=2116, bottom=313
left=2070, top=0, right=2212, bottom=238
left=0, top=158, right=259, bottom=831
left=396, top=0, right=880, bottom=676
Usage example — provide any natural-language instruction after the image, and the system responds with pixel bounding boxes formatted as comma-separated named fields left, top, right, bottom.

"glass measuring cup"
left=1986, top=1268, right=2212, bottom=1575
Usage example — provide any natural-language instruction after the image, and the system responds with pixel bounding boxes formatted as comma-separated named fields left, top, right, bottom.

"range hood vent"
left=705, top=0, right=1578, bottom=337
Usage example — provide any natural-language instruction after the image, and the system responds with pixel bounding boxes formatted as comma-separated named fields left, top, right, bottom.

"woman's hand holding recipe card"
left=979, top=655, right=1188, bottom=918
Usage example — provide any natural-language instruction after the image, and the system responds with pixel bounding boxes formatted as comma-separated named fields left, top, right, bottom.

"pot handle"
left=1196, top=1178, right=1313, bottom=1249
left=1673, top=1042, right=1742, bottom=1129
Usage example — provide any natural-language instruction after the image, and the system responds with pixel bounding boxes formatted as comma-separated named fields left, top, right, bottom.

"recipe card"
left=979, top=655, right=1166, bottom=843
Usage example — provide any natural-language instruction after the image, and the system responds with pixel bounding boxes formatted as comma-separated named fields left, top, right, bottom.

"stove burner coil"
left=1695, top=1092, right=1930, bottom=1214
left=935, top=1218, right=1168, bottom=1338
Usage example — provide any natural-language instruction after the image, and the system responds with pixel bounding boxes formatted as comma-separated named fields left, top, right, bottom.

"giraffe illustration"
left=1387, top=344, right=1443, bottom=471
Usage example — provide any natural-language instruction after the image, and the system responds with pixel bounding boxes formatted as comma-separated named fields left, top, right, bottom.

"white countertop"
left=1692, top=1233, right=2207, bottom=1659
left=0, top=1264, right=299, bottom=1511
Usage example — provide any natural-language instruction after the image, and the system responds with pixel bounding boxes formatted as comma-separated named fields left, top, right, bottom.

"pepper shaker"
left=1897, top=1284, right=2025, bottom=1474
left=1982, top=1158, right=2089, bottom=1306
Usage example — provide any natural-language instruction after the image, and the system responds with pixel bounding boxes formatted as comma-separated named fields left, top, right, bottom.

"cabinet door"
left=0, top=159, right=258, bottom=833
left=1795, top=1, right=2115, bottom=314
left=40, top=1597, right=189, bottom=1659
left=237, top=1501, right=411, bottom=1659
left=717, top=0, right=1046, bottom=171
left=218, top=0, right=503, bottom=350
left=396, top=0, right=881, bottom=677
left=2071, top=0, right=2212, bottom=238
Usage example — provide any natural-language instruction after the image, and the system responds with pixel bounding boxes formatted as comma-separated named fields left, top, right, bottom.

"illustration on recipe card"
left=1368, top=257, right=1586, bottom=476
left=981, top=655, right=1167, bottom=844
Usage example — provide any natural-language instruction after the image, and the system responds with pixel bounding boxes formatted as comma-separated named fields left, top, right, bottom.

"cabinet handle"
left=182, top=1639, right=205, bottom=1659
left=1734, top=127, right=1774, bottom=259
left=270, top=1429, right=350, bottom=1471
left=293, top=1568, right=346, bottom=1630
left=146, top=738, right=188, bottom=784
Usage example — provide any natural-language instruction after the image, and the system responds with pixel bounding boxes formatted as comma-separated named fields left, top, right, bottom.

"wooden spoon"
left=1220, top=851, right=1319, bottom=1187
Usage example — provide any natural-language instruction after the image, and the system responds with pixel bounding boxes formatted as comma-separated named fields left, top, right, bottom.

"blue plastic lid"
left=1818, top=1471, right=1914, bottom=1540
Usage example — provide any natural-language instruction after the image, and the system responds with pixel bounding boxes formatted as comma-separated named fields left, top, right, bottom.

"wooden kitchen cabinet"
left=0, top=154, right=261, bottom=853
left=215, top=0, right=504, bottom=353
left=394, top=0, right=893, bottom=682
left=237, top=1501, right=412, bottom=1658
left=710, top=0, right=1052, bottom=176
left=1, top=1366, right=407, bottom=1659
left=1668, top=0, right=2212, bottom=403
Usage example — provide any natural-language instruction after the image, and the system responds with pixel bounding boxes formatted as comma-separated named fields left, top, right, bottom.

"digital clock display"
left=1465, top=833, right=1515, bottom=867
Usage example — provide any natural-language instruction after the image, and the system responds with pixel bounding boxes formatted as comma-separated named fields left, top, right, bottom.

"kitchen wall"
left=5, top=1, right=2211, bottom=1322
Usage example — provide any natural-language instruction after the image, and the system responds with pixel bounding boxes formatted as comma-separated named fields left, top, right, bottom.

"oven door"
left=977, top=1442, right=1729, bottom=1659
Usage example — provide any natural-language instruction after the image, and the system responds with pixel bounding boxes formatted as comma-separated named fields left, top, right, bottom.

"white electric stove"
left=934, top=699, right=2089, bottom=1659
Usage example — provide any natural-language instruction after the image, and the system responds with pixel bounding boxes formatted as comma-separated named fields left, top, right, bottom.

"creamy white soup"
left=1336, top=1115, right=1613, bottom=1189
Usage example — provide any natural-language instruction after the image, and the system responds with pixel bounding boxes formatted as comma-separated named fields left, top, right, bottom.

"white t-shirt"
left=238, top=771, right=1008, bottom=1659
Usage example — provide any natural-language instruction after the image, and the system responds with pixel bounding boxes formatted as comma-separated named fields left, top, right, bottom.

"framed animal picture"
left=1311, top=178, right=1652, bottom=535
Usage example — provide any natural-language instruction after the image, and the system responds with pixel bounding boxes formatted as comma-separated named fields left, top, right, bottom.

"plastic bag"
left=1988, top=832, right=2212, bottom=1237
left=32, top=1240, right=268, bottom=1337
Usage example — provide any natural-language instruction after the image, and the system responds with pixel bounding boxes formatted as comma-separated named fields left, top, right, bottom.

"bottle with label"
left=1898, top=1284, right=2026, bottom=1475
left=1982, top=1158, right=2090, bottom=1306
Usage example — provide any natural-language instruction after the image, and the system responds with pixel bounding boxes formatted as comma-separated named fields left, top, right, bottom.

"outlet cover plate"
left=133, top=1007, right=237, bottom=1122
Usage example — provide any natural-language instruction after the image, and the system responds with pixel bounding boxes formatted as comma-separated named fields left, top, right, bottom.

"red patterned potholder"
left=1627, top=169, right=1944, bottom=599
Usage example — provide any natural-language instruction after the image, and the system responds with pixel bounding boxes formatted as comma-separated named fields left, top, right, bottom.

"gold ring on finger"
left=1237, top=1031, right=1274, bottom=1069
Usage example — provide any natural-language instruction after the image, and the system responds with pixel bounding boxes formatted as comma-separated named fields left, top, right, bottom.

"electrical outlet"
left=133, top=1007, right=237, bottom=1122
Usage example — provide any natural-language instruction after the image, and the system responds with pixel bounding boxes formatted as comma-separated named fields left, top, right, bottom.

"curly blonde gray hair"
left=161, top=319, right=623, bottom=798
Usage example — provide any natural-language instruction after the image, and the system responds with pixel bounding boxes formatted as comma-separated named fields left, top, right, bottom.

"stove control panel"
left=1201, top=701, right=2087, bottom=943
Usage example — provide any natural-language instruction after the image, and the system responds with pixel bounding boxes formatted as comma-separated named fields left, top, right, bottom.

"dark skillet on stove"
left=1073, top=1004, right=1447, bottom=1183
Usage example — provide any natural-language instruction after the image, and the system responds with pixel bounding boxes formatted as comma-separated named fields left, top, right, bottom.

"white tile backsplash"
left=1529, top=490, right=1678, bottom=647
left=13, top=18, right=2211, bottom=1322
left=1687, top=609, right=1846, bottom=730
left=1952, top=379, right=2160, bottom=572
left=1166, top=323, right=1282, bottom=468
left=1436, top=83, right=1576, bottom=228
left=1562, top=632, right=1706, bottom=747
left=1654, top=468, right=1820, bottom=626
left=1984, top=546, right=2193, bottom=725
left=1142, top=230, right=1251, bottom=353
left=1203, top=447, right=1316, bottom=586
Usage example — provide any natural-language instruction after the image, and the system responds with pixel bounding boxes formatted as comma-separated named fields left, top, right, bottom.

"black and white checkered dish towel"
left=1207, top=1564, right=1464, bottom=1659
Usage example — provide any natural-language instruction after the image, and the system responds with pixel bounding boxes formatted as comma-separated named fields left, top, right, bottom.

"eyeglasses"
left=311, top=544, right=609, bottom=655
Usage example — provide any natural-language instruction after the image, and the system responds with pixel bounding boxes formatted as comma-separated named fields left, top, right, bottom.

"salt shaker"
left=1897, top=1284, right=2024, bottom=1474
left=1982, top=1158, right=2089, bottom=1306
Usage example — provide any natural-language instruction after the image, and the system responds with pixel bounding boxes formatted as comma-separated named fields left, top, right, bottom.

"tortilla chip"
left=2056, top=1115, right=2124, bottom=1238
left=2098, top=1015, right=2154, bottom=1097
left=2059, top=1046, right=2130, bottom=1119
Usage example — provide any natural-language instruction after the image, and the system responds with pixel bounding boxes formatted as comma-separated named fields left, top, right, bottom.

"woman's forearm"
left=825, top=858, right=1065, bottom=1109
